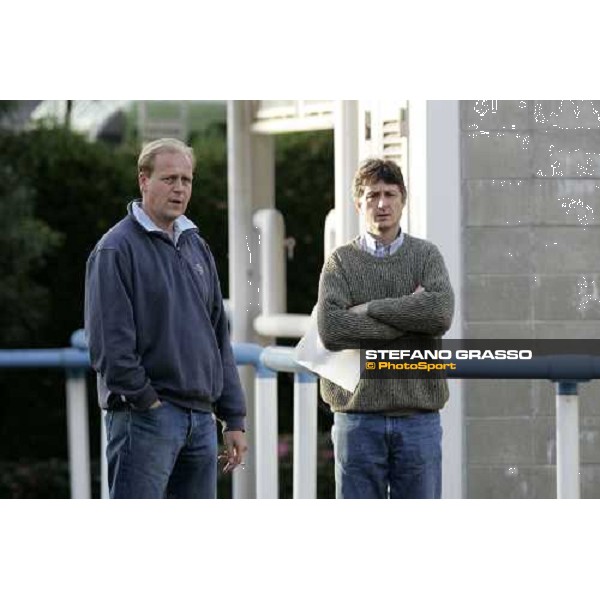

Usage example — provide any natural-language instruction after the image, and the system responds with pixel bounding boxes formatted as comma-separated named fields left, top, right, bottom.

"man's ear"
left=354, top=198, right=362, bottom=214
left=138, top=171, right=147, bottom=195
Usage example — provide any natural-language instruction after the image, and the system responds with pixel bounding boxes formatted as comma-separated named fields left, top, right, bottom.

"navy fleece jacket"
left=84, top=203, right=246, bottom=432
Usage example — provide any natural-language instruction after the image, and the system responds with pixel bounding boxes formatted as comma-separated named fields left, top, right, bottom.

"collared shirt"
left=132, top=201, right=196, bottom=246
left=359, top=228, right=404, bottom=257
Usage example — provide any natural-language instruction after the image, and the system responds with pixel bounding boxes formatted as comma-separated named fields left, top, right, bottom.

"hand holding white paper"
left=293, top=307, right=360, bottom=393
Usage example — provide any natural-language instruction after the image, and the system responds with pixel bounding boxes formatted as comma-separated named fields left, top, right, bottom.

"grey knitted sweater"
left=317, top=234, right=455, bottom=413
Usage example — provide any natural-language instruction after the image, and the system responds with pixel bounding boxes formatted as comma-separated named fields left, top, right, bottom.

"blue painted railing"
left=1, top=331, right=597, bottom=499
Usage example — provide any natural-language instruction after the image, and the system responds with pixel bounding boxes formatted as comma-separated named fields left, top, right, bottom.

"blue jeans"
left=332, top=411, right=442, bottom=499
left=105, top=401, right=217, bottom=499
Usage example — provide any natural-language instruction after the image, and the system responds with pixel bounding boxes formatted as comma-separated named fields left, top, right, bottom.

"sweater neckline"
left=350, top=233, right=413, bottom=260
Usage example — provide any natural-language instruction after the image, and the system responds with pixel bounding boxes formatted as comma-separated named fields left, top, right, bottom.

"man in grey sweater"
left=317, top=158, right=454, bottom=499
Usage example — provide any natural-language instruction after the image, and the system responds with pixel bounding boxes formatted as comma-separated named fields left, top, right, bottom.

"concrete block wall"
left=461, top=100, right=600, bottom=498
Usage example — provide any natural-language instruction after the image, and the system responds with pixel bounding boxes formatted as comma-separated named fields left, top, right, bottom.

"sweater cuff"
left=126, top=384, right=159, bottom=411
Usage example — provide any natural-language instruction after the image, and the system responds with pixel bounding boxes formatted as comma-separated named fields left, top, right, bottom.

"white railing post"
left=65, top=370, right=91, bottom=499
left=556, top=381, right=580, bottom=499
left=293, top=372, right=318, bottom=499
left=100, top=410, right=109, bottom=499
left=254, top=369, right=279, bottom=498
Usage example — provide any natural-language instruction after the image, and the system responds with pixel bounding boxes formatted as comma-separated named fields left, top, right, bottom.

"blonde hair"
left=137, top=138, right=196, bottom=175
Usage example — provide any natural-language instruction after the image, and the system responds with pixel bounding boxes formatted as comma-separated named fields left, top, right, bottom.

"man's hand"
left=349, top=302, right=368, bottom=315
left=413, top=285, right=424, bottom=294
left=220, top=430, right=248, bottom=474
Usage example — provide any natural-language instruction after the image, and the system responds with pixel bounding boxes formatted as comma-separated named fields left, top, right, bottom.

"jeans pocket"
left=105, top=409, right=132, bottom=455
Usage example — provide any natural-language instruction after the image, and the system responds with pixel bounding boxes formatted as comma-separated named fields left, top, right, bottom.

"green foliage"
left=0, top=459, right=71, bottom=499
left=0, top=164, right=63, bottom=345
left=0, top=101, right=19, bottom=120
left=0, top=127, right=139, bottom=347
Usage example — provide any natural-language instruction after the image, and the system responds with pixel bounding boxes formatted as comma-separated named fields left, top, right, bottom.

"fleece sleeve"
left=84, top=248, right=158, bottom=410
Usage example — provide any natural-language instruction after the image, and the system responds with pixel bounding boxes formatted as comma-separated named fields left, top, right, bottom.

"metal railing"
left=0, top=330, right=318, bottom=500
left=2, top=333, right=599, bottom=499
left=443, top=356, right=600, bottom=499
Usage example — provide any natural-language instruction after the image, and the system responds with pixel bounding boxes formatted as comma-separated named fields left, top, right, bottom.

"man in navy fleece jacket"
left=85, top=138, right=247, bottom=499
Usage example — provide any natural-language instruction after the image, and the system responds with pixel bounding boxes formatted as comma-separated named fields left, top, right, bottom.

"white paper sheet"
left=293, top=307, right=360, bottom=393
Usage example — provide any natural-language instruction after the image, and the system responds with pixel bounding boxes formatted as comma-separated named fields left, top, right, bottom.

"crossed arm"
left=317, top=247, right=454, bottom=352
left=317, top=253, right=406, bottom=351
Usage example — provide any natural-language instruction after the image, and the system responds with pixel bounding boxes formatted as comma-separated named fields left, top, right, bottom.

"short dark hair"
left=353, top=158, right=407, bottom=201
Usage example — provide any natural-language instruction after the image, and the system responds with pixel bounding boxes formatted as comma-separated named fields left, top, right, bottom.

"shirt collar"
left=361, top=228, right=404, bottom=257
left=131, top=201, right=197, bottom=244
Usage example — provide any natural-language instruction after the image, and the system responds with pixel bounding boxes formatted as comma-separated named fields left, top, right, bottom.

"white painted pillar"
left=406, top=100, right=428, bottom=238
left=227, top=101, right=276, bottom=498
left=253, top=209, right=286, bottom=316
left=334, top=101, right=360, bottom=248
left=227, top=101, right=257, bottom=499
left=422, top=101, right=464, bottom=499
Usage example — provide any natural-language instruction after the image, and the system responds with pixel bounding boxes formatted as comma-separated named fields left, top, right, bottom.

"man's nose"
left=173, top=177, right=184, bottom=191
left=377, top=197, right=386, bottom=209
